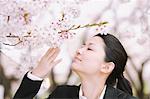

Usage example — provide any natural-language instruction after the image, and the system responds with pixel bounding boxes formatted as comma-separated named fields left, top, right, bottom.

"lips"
left=74, top=56, right=82, bottom=61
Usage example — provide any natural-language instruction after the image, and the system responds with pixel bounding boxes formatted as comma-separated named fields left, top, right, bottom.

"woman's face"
left=71, top=36, right=106, bottom=75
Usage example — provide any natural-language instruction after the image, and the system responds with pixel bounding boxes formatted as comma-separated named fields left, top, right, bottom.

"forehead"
left=85, top=36, right=105, bottom=46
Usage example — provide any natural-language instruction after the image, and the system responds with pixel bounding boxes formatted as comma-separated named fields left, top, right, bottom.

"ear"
left=100, top=62, right=115, bottom=74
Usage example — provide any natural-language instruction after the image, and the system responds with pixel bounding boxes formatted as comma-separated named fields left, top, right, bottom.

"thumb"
left=51, top=58, right=62, bottom=68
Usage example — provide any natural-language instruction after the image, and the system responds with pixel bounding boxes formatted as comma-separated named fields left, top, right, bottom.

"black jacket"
left=14, top=73, right=137, bottom=99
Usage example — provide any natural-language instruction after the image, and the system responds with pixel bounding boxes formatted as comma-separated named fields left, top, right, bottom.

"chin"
left=71, top=61, right=80, bottom=71
left=71, top=62, right=77, bottom=69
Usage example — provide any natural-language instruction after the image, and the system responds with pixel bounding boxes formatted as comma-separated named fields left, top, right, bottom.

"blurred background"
left=0, top=0, right=150, bottom=99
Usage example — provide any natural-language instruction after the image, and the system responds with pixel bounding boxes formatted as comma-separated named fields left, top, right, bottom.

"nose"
left=76, top=45, right=85, bottom=54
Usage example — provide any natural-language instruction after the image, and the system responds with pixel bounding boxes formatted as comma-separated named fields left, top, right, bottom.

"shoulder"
left=115, top=88, right=137, bottom=99
left=105, top=85, right=138, bottom=99
left=56, top=85, right=79, bottom=89
left=53, top=85, right=79, bottom=92
left=48, top=85, right=80, bottom=98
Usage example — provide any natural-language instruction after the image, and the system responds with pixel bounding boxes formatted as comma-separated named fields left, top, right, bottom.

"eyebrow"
left=89, top=42, right=94, bottom=45
left=84, top=42, right=95, bottom=46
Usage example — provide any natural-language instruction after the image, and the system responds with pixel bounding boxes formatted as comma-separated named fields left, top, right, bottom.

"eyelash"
left=82, top=44, right=93, bottom=51
left=87, top=48, right=92, bottom=50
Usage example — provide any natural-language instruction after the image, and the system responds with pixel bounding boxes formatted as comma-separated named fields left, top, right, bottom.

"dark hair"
left=95, top=33, right=133, bottom=95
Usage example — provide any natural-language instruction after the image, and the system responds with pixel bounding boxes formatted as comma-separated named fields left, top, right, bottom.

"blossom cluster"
left=0, top=0, right=107, bottom=49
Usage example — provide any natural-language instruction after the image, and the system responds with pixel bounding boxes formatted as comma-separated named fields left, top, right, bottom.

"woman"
left=14, top=33, right=137, bottom=99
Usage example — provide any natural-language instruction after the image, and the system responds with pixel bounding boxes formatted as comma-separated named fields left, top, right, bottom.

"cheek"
left=82, top=54, right=101, bottom=68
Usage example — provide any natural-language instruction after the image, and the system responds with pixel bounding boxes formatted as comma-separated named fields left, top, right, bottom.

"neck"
left=80, top=75, right=106, bottom=99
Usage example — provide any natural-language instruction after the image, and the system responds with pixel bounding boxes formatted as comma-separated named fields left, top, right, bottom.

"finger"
left=46, top=47, right=59, bottom=59
left=45, top=47, right=58, bottom=58
left=48, top=48, right=60, bottom=61
left=48, top=48, right=60, bottom=62
left=51, top=58, right=62, bottom=68
left=44, top=48, right=54, bottom=57
left=46, top=48, right=56, bottom=58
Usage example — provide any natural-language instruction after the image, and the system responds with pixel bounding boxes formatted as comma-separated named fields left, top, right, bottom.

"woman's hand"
left=31, top=47, right=62, bottom=79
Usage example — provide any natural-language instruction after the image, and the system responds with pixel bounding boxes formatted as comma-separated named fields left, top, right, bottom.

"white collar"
left=79, top=85, right=106, bottom=99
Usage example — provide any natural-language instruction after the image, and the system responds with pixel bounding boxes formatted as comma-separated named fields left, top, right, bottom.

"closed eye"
left=87, top=48, right=92, bottom=50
